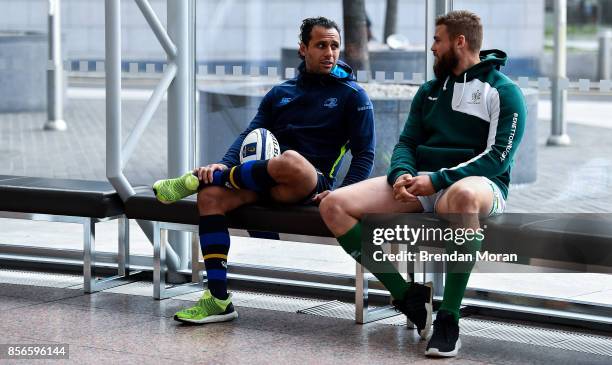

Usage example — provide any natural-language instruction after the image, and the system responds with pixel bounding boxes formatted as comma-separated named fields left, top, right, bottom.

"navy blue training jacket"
left=220, top=60, right=375, bottom=188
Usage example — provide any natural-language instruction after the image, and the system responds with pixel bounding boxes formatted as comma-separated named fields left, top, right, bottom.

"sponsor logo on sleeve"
left=357, top=103, right=373, bottom=112
left=500, top=113, right=518, bottom=162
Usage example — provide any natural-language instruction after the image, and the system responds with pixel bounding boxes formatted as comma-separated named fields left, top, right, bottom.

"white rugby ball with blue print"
left=240, top=128, right=281, bottom=163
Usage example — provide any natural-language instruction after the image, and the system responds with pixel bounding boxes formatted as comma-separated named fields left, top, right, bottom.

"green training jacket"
left=387, top=49, right=526, bottom=199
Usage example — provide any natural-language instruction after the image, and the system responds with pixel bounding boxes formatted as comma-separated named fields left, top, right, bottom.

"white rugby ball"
left=240, top=128, right=280, bottom=163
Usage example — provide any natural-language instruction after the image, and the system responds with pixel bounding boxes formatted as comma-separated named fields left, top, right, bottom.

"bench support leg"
left=191, top=232, right=203, bottom=284
left=118, top=216, right=129, bottom=276
left=83, top=216, right=141, bottom=294
left=424, top=260, right=444, bottom=298
left=355, top=262, right=368, bottom=323
left=354, top=262, right=401, bottom=324
left=83, top=218, right=95, bottom=293
left=153, top=222, right=201, bottom=300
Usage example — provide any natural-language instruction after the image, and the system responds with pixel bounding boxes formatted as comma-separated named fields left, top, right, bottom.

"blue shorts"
left=300, top=170, right=333, bottom=205
left=259, top=169, right=332, bottom=205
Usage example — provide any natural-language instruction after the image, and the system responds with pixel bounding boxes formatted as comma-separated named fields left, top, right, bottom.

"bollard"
left=547, top=0, right=571, bottom=146
left=44, top=0, right=67, bottom=131
left=598, top=30, right=612, bottom=81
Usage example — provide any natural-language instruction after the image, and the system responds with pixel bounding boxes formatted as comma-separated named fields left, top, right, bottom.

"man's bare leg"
left=435, top=176, right=495, bottom=229
left=320, top=176, right=423, bottom=235
left=267, top=150, right=319, bottom=203
left=319, top=176, right=433, bottom=339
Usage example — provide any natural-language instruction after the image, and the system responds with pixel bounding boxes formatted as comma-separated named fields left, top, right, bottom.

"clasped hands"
left=392, top=174, right=435, bottom=203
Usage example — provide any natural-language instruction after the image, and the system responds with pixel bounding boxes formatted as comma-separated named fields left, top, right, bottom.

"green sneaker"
left=152, top=172, right=199, bottom=204
left=173, top=290, right=238, bottom=324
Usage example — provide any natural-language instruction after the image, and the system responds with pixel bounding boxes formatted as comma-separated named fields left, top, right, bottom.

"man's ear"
left=456, top=35, right=466, bottom=50
left=299, top=42, right=307, bottom=57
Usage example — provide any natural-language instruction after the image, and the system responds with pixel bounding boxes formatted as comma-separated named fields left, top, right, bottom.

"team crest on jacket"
left=323, top=98, right=338, bottom=108
left=469, top=89, right=482, bottom=104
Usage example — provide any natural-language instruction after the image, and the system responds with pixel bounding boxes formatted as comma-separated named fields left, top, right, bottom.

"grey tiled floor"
left=0, top=279, right=611, bottom=365
left=0, top=90, right=167, bottom=185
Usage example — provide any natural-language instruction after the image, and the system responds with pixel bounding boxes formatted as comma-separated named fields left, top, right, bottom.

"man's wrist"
left=428, top=172, right=443, bottom=192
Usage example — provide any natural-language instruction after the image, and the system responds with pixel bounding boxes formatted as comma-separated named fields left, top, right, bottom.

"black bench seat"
left=126, top=189, right=612, bottom=269
left=0, top=176, right=138, bottom=293
left=125, top=187, right=612, bottom=323
left=0, top=177, right=124, bottom=218
left=125, top=189, right=332, bottom=237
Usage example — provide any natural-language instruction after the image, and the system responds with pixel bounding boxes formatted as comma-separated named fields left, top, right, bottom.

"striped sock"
left=199, top=215, right=230, bottom=300
left=203, top=160, right=277, bottom=192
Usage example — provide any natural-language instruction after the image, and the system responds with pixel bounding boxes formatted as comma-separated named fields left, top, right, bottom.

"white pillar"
left=44, top=0, right=67, bottom=131
left=167, top=0, right=193, bottom=271
left=547, top=0, right=571, bottom=146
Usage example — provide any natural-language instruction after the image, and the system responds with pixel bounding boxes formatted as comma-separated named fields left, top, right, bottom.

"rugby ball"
left=239, top=128, right=280, bottom=163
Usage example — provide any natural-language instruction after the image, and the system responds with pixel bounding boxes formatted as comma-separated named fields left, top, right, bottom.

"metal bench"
left=124, top=189, right=399, bottom=324
left=125, top=189, right=612, bottom=325
left=0, top=176, right=138, bottom=293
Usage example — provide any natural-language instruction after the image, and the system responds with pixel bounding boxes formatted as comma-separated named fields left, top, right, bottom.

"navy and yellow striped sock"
left=199, top=215, right=231, bottom=300
left=202, top=160, right=277, bottom=192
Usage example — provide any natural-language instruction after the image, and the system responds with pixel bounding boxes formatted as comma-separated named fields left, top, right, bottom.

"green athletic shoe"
left=173, top=290, right=238, bottom=324
left=152, top=172, right=199, bottom=204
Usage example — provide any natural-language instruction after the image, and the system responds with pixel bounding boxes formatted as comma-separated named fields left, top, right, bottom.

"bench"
left=125, top=188, right=612, bottom=324
left=0, top=176, right=139, bottom=293
left=4, top=175, right=608, bottom=323
left=125, top=189, right=401, bottom=324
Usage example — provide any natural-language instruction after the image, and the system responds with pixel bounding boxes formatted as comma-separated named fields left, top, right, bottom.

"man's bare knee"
left=446, top=187, right=479, bottom=214
left=320, top=193, right=342, bottom=220
left=269, top=150, right=310, bottom=181
left=279, top=150, right=302, bottom=164
left=320, top=192, right=353, bottom=225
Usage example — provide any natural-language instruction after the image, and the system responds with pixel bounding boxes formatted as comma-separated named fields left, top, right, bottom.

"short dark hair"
left=299, top=17, right=341, bottom=47
left=436, top=10, right=483, bottom=53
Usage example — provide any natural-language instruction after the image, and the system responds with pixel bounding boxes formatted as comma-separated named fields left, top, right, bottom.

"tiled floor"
left=0, top=270, right=611, bottom=364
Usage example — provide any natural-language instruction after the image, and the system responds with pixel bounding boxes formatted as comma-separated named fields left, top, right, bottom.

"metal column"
left=547, top=0, right=571, bottom=146
left=598, top=30, right=612, bottom=81
left=425, top=0, right=452, bottom=82
left=167, top=0, right=192, bottom=272
left=425, top=0, right=436, bottom=82
left=105, top=0, right=181, bottom=271
left=44, top=0, right=67, bottom=131
left=436, top=0, right=453, bottom=14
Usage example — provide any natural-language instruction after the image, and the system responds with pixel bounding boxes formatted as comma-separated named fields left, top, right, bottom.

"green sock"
left=439, top=237, right=483, bottom=322
left=337, top=222, right=411, bottom=300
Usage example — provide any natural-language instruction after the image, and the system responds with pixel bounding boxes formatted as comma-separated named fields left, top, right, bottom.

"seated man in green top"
left=319, top=10, right=526, bottom=358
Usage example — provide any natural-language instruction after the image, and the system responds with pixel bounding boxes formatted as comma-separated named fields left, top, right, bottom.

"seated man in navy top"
left=153, top=17, right=375, bottom=325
